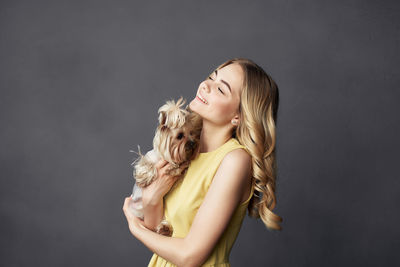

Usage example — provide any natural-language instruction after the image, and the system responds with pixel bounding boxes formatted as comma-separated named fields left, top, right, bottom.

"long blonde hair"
left=204, top=58, right=282, bottom=230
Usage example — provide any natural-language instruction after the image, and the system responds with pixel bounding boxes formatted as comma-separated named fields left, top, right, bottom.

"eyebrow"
left=215, top=70, right=232, bottom=94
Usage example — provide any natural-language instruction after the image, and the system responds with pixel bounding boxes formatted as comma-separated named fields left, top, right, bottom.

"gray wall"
left=1, top=0, right=399, bottom=266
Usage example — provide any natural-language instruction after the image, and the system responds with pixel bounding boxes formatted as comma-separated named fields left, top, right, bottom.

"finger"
left=155, top=159, right=168, bottom=169
left=123, top=197, right=131, bottom=209
left=161, top=162, right=172, bottom=170
left=165, top=175, right=178, bottom=185
left=123, top=197, right=134, bottom=218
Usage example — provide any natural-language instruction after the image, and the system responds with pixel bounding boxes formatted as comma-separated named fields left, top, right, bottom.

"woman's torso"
left=148, top=137, right=254, bottom=267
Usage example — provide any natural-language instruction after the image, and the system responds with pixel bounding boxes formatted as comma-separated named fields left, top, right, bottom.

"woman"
left=123, top=58, right=282, bottom=266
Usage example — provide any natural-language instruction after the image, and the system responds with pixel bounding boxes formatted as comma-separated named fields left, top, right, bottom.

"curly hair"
left=192, top=58, right=283, bottom=230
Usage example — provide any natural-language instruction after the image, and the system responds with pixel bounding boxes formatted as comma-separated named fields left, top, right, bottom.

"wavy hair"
left=192, top=58, right=282, bottom=230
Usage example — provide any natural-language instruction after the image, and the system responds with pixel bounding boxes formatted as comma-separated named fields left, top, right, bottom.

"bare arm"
left=141, top=159, right=178, bottom=231
left=142, top=199, right=164, bottom=231
left=183, top=148, right=252, bottom=266
left=123, top=148, right=252, bottom=267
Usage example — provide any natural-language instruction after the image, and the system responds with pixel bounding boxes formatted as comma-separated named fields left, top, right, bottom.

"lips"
left=196, top=94, right=208, bottom=104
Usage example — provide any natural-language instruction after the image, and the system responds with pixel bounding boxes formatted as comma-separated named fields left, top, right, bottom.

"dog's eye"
left=177, top=132, right=184, bottom=140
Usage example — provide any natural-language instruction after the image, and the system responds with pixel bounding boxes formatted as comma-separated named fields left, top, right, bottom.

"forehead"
left=215, top=63, right=244, bottom=96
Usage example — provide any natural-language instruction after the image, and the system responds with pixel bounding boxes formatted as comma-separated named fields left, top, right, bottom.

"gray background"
left=1, top=0, right=399, bottom=266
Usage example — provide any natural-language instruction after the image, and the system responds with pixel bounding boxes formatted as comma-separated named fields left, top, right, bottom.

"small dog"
left=129, top=97, right=202, bottom=236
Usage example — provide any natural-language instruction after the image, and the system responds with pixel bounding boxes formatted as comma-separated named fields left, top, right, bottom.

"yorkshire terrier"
left=129, top=97, right=202, bottom=236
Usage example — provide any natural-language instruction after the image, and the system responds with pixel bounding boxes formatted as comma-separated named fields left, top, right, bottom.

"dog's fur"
left=130, top=97, right=202, bottom=236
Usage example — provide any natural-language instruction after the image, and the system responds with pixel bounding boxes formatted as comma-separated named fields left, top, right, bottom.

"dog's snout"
left=186, top=140, right=195, bottom=149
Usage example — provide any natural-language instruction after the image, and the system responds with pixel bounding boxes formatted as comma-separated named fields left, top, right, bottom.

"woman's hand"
left=141, top=159, right=180, bottom=206
left=122, top=196, right=147, bottom=235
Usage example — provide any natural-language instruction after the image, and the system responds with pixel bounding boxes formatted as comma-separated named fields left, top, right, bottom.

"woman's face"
left=189, top=63, right=244, bottom=126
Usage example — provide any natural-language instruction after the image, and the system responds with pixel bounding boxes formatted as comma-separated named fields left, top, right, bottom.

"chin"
left=189, top=99, right=208, bottom=120
left=188, top=99, right=198, bottom=112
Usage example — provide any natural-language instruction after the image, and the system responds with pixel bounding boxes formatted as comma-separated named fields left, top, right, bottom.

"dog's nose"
left=187, top=140, right=195, bottom=148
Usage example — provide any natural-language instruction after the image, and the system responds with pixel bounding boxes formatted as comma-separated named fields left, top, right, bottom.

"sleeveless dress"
left=148, top=138, right=255, bottom=267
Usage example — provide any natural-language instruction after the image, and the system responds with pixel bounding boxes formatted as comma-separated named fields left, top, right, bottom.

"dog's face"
left=153, top=97, right=200, bottom=165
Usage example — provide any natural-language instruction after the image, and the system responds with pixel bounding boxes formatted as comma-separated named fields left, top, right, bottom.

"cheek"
left=210, top=100, right=237, bottom=121
left=213, top=102, right=230, bottom=114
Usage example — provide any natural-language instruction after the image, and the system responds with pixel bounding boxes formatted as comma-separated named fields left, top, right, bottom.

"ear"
left=158, top=110, right=167, bottom=126
left=158, top=101, right=172, bottom=126
left=231, top=115, right=240, bottom=126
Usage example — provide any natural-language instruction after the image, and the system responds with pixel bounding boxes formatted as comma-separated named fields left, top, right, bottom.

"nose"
left=186, top=140, right=196, bottom=150
left=203, top=84, right=210, bottom=93
left=202, top=81, right=211, bottom=94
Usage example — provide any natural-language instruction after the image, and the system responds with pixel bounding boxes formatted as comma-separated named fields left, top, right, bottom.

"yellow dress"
left=148, top=138, right=255, bottom=267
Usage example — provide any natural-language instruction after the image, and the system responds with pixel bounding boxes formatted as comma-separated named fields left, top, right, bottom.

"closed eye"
left=208, top=76, right=225, bottom=95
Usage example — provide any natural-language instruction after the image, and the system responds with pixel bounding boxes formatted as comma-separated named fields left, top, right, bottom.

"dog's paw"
left=156, top=219, right=174, bottom=237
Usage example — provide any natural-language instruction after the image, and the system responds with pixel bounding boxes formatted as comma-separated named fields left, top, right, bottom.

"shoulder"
left=218, top=148, right=252, bottom=202
left=216, top=148, right=252, bottom=191
left=222, top=148, right=252, bottom=169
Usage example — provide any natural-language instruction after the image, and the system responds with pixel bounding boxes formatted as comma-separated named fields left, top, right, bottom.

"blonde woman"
left=123, top=58, right=282, bottom=266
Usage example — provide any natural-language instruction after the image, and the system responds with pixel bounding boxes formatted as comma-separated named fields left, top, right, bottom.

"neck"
left=199, top=120, right=233, bottom=153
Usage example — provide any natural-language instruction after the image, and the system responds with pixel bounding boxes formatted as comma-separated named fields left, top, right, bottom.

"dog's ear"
left=158, top=109, right=167, bottom=126
left=158, top=100, right=176, bottom=126
left=158, top=98, right=188, bottom=128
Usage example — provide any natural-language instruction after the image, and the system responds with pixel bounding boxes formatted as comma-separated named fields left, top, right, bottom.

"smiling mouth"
left=196, top=95, right=208, bottom=104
